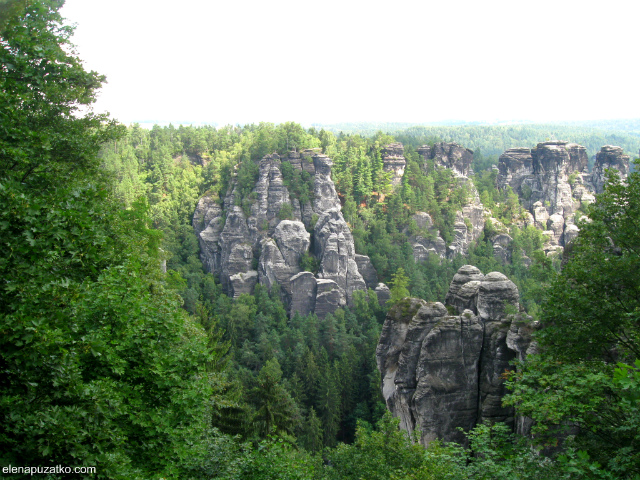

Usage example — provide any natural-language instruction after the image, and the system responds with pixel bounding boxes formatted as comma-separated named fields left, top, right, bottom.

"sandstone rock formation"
left=409, top=142, right=485, bottom=261
left=408, top=212, right=447, bottom=261
left=382, top=143, right=407, bottom=187
left=491, top=234, right=513, bottom=264
left=193, top=151, right=378, bottom=317
left=418, top=142, right=474, bottom=177
left=376, top=265, right=536, bottom=447
left=497, top=141, right=631, bottom=256
left=591, top=145, right=630, bottom=194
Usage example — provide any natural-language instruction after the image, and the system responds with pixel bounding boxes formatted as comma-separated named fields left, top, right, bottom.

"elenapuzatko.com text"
left=2, top=465, right=96, bottom=475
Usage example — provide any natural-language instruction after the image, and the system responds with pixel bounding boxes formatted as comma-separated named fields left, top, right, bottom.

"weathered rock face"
left=498, top=141, right=586, bottom=215
left=374, top=283, right=391, bottom=307
left=497, top=141, right=630, bottom=255
left=376, top=265, right=534, bottom=447
left=409, top=143, right=486, bottom=260
left=491, top=234, right=513, bottom=264
left=290, top=271, right=317, bottom=317
left=193, top=196, right=224, bottom=275
left=497, top=147, right=536, bottom=210
left=591, top=145, right=630, bottom=194
left=313, top=153, right=341, bottom=214
left=355, top=254, right=378, bottom=290
left=419, top=142, right=474, bottom=177
left=382, top=143, right=407, bottom=187
left=314, top=209, right=367, bottom=306
left=449, top=198, right=485, bottom=258
left=444, top=265, right=484, bottom=314
left=193, top=151, right=379, bottom=317
left=409, top=212, right=448, bottom=261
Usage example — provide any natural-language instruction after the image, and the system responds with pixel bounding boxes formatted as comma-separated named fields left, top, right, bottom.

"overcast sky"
left=60, top=0, right=639, bottom=126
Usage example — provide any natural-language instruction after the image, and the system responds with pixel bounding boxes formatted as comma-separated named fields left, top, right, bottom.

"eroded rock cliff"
left=409, top=142, right=485, bottom=261
left=591, top=145, right=630, bottom=195
left=376, top=265, right=536, bottom=446
left=193, top=150, right=377, bottom=318
left=496, top=141, right=630, bottom=256
left=382, top=143, right=407, bottom=187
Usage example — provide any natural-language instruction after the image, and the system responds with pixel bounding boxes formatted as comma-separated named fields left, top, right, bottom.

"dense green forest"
left=2, top=1, right=640, bottom=478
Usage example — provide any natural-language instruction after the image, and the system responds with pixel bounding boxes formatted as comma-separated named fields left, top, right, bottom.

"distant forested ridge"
left=317, top=121, right=640, bottom=167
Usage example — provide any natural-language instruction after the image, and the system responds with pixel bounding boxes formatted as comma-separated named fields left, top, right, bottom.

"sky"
left=60, top=0, right=640, bottom=127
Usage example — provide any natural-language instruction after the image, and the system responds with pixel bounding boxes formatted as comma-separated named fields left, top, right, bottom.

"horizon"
left=122, top=118, right=640, bottom=132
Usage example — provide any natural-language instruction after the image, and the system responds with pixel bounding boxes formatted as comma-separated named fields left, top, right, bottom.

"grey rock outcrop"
left=290, top=271, right=317, bottom=317
left=382, top=143, right=407, bottom=187
left=193, top=196, right=224, bottom=275
left=314, top=209, right=367, bottom=308
left=591, top=145, right=630, bottom=194
left=444, top=265, right=484, bottom=314
left=355, top=254, right=378, bottom=290
left=374, top=283, right=391, bottom=307
left=288, top=149, right=317, bottom=175
left=258, top=238, right=299, bottom=301
left=314, top=279, right=346, bottom=319
left=449, top=201, right=485, bottom=258
left=409, top=143, right=486, bottom=260
left=419, top=142, right=474, bottom=177
left=313, top=153, right=341, bottom=214
left=476, top=272, right=520, bottom=425
left=377, top=265, right=534, bottom=447
left=491, top=234, right=513, bottom=264
left=497, top=141, right=631, bottom=255
left=274, top=220, right=310, bottom=267
left=498, top=141, right=586, bottom=216
left=229, top=270, right=258, bottom=299
left=193, top=151, right=379, bottom=318
left=409, top=212, right=448, bottom=261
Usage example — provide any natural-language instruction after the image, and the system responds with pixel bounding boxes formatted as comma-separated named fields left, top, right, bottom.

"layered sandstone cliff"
left=496, top=142, right=630, bottom=256
left=193, top=150, right=377, bottom=318
left=376, top=265, right=536, bottom=446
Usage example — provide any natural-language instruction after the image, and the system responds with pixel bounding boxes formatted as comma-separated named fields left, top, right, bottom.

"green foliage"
left=537, top=164, right=640, bottom=361
left=300, top=252, right=319, bottom=273
left=196, top=431, right=322, bottom=480
left=388, top=267, right=411, bottom=305
left=568, top=171, right=579, bottom=186
left=251, top=359, right=301, bottom=439
left=281, top=160, right=314, bottom=204
left=461, top=422, right=618, bottom=480
left=0, top=0, right=122, bottom=188
left=326, top=413, right=466, bottom=480
left=0, top=4, right=215, bottom=477
left=278, top=202, right=294, bottom=220
left=14, top=3, right=640, bottom=478
left=505, top=162, right=640, bottom=478
left=326, top=414, right=430, bottom=480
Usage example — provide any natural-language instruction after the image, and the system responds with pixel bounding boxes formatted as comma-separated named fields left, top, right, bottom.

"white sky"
left=60, top=0, right=640, bottom=126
